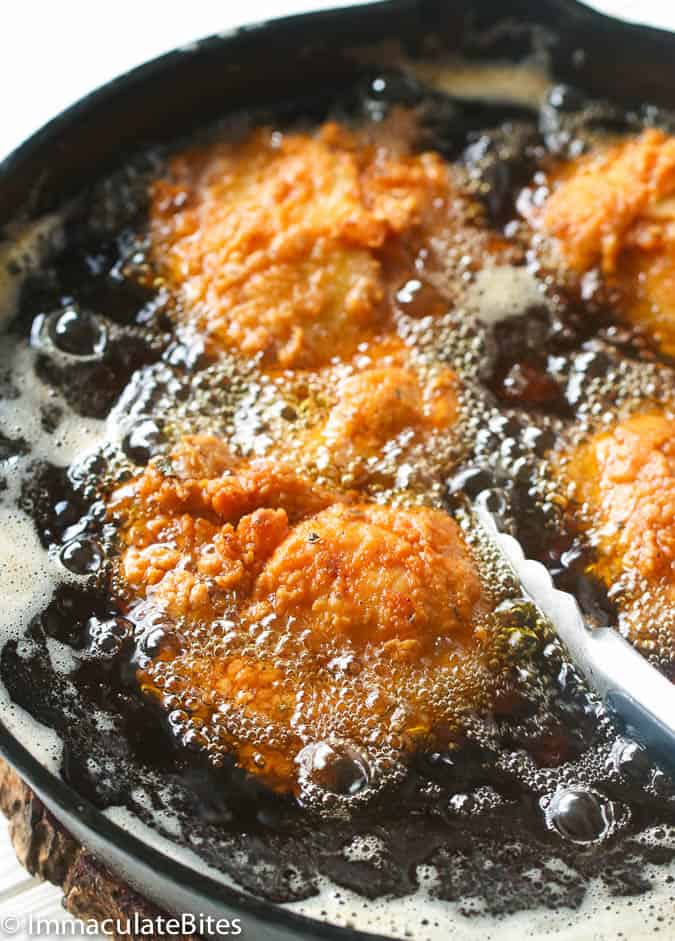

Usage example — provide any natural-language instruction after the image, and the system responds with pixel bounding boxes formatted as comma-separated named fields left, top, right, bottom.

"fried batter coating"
left=113, top=436, right=338, bottom=618
left=150, top=121, right=452, bottom=368
left=533, top=129, right=675, bottom=352
left=149, top=116, right=514, bottom=369
left=560, top=412, right=675, bottom=586
left=294, top=338, right=460, bottom=486
left=248, top=502, right=479, bottom=654
left=319, top=363, right=457, bottom=458
left=111, top=436, right=490, bottom=792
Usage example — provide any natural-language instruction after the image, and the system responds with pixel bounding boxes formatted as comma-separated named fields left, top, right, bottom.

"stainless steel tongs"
left=478, top=504, right=675, bottom=771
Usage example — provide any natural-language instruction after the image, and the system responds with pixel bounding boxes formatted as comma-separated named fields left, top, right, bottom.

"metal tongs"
left=478, top=503, right=675, bottom=772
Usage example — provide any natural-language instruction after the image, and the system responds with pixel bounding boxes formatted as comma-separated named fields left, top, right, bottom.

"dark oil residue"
left=1, top=68, right=675, bottom=922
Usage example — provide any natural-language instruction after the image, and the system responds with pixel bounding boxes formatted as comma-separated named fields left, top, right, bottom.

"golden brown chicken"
left=149, top=118, right=509, bottom=369
left=291, top=336, right=461, bottom=489
left=558, top=411, right=675, bottom=590
left=530, top=129, right=675, bottom=353
left=317, top=364, right=457, bottom=459
left=110, top=435, right=492, bottom=793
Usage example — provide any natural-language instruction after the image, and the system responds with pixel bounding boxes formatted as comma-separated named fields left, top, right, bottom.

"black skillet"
left=2, top=1, right=675, bottom=938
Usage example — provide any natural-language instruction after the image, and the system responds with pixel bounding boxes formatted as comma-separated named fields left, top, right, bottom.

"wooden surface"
left=0, top=759, right=199, bottom=941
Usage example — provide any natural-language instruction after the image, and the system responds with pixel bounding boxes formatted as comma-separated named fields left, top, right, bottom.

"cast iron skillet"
left=2, top=1, right=675, bottom=937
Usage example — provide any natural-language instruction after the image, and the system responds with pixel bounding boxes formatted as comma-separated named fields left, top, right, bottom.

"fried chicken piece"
left=149, top=116, right=514, bottom=369
left=560, top=412, right=675, bottom=587
left=532, top=129, right=675, bottom=353
left=295, top=338, right=460, bottom=486
left=112, top=435, right=338, bottom=618
left=318, top=363, right=458, bottom=459
left=248, top=501, right=479, bottom=654
left=111, top=436, right=491, bottom=792
left=149, top=121, right=451, bottom=368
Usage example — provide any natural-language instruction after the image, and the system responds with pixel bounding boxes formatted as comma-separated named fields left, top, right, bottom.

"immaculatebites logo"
left=0, top=912, right=243, bottom=937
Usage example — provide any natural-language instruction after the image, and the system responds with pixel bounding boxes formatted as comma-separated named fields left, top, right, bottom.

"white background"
left=2, top=0, right=675, bottom=161
left=1, top=1, right=674, bottom=937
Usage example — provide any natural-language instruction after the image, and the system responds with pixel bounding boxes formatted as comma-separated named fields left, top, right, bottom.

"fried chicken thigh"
left=560, top=411, right=675, bottom=590
left=531, top=129, right=675, bottom=353
left=110, top=436, right=491, bottom=792
left=149, top=117, right=512, bottom=369
left=292, top=336, right=460, bottom=489
left=149, top=121, right=452, bottom=367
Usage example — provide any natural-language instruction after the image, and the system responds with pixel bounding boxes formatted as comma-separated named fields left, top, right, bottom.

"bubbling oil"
left=0, top=57, right=674, bottom=940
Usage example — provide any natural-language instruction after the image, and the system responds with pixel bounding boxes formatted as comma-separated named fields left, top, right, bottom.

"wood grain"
left=0, top=758, right=200, bottom=941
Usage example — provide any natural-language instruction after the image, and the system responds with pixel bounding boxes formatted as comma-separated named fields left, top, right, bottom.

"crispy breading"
left=111, top=437, right=339, bottom=617
left=539, top=129, right=675, bottom=273
left=560, top=412, right=675, bottom=585
left=319, top=363, right=458, bottom=458
left=149, top=121, right=451, bottom=367
left=533, top=129, right=675, bottom=352
left=248, top=501, right=479, bottom=654
left=149, top=116, right=514, bottom=369
left=296, top=348, right=460, bottom=483
left=111, top=436, right=489, bottom=791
